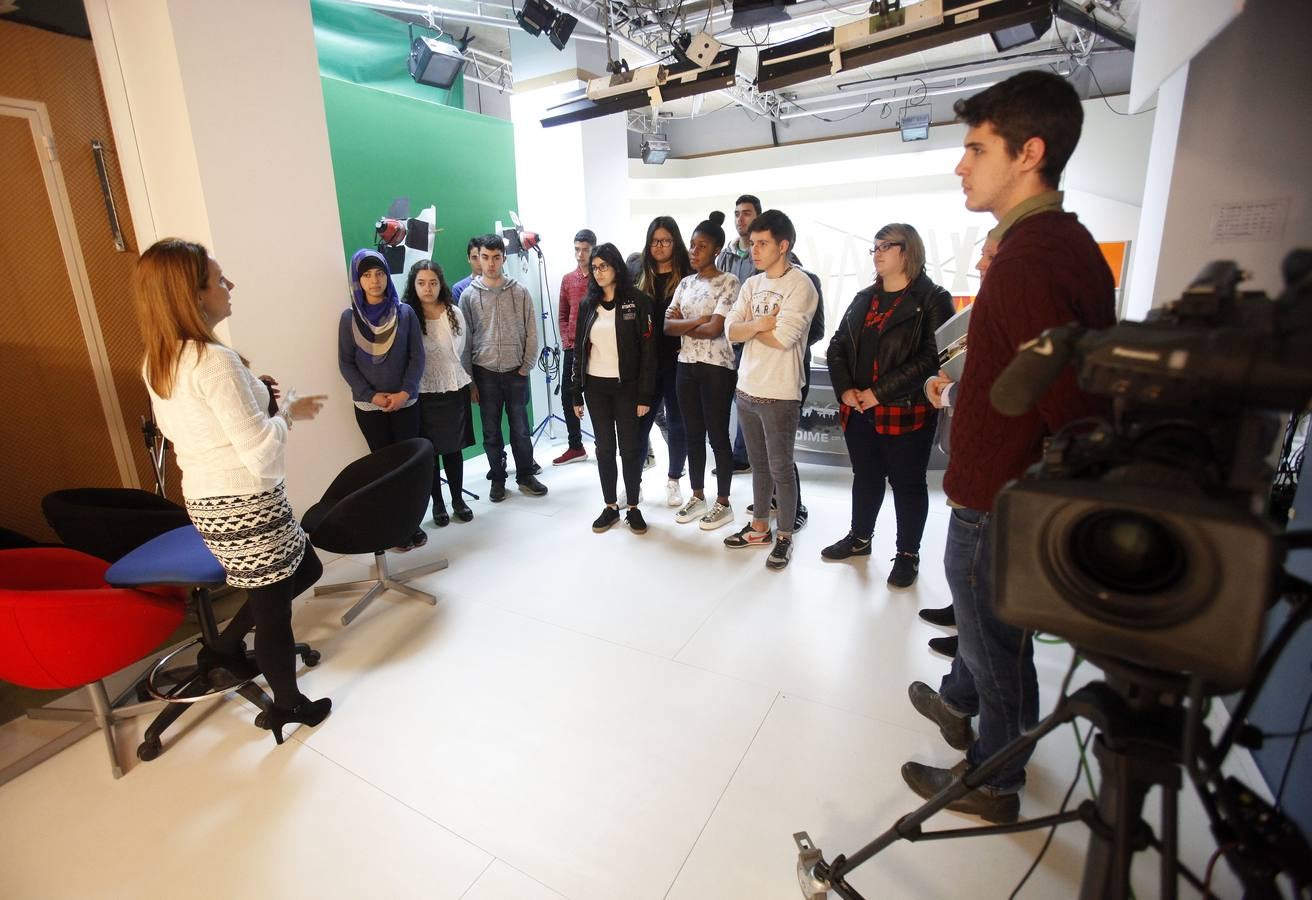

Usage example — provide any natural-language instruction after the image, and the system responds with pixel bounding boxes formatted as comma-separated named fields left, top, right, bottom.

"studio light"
left=899, top=110, right=930, bottom=141
left=640, top=133, right=671, bottom=165
left=406, top=24, right=474, bottom=91
left=408, top=35, right=467, bottom=90
left=516, top=0, right=556, bottom=37
left=548, top=12, right=577, bottom=50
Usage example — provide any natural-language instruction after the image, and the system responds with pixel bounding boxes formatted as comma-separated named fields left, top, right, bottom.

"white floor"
left=0, top=437, right=1262, bottom=899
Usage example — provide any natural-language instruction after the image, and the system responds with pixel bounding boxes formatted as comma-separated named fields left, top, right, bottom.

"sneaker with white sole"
left=699, top=501, right=734, bottom=530
left=665, top=478, right=683, bottom=508
left=724, top=523, right=772, bottom=548
left=675, top=496, right=707, bottom=523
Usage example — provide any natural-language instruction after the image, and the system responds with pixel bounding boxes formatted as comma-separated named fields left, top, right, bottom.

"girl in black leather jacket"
left=822, top=223, right=954, bottom=587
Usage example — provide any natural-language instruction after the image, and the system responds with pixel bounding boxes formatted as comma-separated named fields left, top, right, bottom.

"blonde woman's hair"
left=134, top=238, right=244, bottom=398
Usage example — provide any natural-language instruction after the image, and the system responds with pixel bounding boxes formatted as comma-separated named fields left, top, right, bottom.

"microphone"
left=989, top=325, right=1084, bottom=416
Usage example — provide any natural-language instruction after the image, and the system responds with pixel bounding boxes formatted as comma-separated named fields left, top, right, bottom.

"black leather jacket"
left=568, top=290, right=658, bottom=406
left=826, top=271, right=954, bottom=405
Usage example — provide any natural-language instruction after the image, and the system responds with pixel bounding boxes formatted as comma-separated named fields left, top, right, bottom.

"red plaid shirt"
left=840, top=286, right=933, bottom=436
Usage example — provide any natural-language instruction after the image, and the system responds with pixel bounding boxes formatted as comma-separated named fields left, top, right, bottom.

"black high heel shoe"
left=432, top=508, right=451, bottom=527
left=265, top=696, right=332, bottom=745
left=452, top=500, right=473, bottom=522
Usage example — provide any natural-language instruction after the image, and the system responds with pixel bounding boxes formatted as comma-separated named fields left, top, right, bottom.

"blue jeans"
left=639, top=364, right=687, bottom=480
left=937, top=507, right=1038, bottom=793
left=473, top=366, right=534, bottom=484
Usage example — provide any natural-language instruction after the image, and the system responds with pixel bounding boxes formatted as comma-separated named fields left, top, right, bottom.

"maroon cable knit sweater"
left=943, top=210, right=1116, bottom=511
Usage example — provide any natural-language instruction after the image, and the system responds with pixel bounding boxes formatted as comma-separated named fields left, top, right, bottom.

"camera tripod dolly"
left=795, top=646, right=1312, bottom=900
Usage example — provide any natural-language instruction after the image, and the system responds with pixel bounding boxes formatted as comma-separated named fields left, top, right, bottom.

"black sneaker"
left=794, top=503, right=808, bottom=532
left=490, top=481, right=507, bottom=502
left=908, top=681, right=974, bottom=750
left=928, top=635, right=958, bottom=658
left=713, top=461, right=752, bottom=476
left=918, top=605, right=956, bottom=628
left=766, top=535, right=793, bottom=570
left=592, top=506, right=621, bottom=533
left=625, top=507, right=648, bottom=534
left=888, top=552, right=920, bottom=588
left=518, top=476, right=549, bottom=497
left=822, top=531, right=871, bottom=560
left=745, top=498, right=777, bottom=516
left=900, top=760, right=1020, bottom=824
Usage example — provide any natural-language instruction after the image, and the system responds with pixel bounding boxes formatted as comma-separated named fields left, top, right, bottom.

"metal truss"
left=551, top=0, right=780, bottom=120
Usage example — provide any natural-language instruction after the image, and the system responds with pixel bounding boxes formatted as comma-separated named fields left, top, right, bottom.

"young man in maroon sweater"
left=901, top=71, right=1116, bottom=823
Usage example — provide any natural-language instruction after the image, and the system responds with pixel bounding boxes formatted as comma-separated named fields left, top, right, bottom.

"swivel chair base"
left=0, top=680, right=166, bottom=784
left=315, top=550, right=447, bottom=626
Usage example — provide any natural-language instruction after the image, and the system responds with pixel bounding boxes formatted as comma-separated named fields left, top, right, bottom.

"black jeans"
left=639, top=364, right=687, bottom=480
left=561, top=349, right=583, bottom=450
left=676, top=362, right=736, bottom=498
left=214, top=546, right=323, bottom=709
left=353, top=403, right=421, bottom=451
left=473, top=366, right=534, bottom=483
left=585, top=376, right=642, bottom=506
left=842, top=408, right=938, bottom=553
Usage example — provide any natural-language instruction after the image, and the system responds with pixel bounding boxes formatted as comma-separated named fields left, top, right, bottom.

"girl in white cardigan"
left=137, top=238, right=330, bottom=744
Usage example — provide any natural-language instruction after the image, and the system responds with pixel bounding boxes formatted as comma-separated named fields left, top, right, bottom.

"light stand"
left=525, top=246, right=592, bottom=448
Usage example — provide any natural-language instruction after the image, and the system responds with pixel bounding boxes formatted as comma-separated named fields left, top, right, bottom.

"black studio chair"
left=42, top=488, right=191, bottom=562
left=304, top=438, right=447, bottom=626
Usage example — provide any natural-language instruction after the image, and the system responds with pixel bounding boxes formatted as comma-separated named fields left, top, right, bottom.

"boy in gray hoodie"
left=462, top=234, right=548, bottom=500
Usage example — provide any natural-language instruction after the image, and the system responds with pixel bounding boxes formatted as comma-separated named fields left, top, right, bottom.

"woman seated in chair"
left=135, top=238, right=331, bottom=744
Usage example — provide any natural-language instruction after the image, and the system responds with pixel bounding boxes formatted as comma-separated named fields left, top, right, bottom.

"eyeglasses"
left=870, top=241, right=906, bottom=255
left=650, top=238, right=674, bottom=248
left=590, top=263, right=611, bottom=273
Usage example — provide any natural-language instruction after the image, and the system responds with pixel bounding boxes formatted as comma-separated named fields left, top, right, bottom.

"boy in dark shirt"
left=902, top=71, right=1116, bottom=824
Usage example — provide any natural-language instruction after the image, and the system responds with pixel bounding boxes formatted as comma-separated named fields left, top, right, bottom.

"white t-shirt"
left=671, top=271, right=739, bottom=369
left=145, top=342, right=289, bottom=500
left=586, top=304, right=620, bottom=378
left=726, top=267, right=818, bottom=401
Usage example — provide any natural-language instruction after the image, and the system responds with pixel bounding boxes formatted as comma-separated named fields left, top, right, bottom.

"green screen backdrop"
left=313, top=0, right=525, bottom=461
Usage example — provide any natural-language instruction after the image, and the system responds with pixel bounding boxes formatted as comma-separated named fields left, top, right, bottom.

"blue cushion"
left=105, top=525, right=226, bottom=587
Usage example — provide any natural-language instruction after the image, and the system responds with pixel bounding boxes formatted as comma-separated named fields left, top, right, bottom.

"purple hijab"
left=349, top=249, right=400, bottom=364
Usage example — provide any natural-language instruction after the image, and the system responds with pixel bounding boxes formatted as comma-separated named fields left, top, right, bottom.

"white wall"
left=626, top=97, right=1154, bottom=338
left=89, top=0, right=355, bottom=515
left=1148, top=0, right=1312, bottom=305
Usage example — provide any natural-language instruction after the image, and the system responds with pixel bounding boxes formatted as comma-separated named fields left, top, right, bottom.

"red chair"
left=0, top=548, right=186, bottom=783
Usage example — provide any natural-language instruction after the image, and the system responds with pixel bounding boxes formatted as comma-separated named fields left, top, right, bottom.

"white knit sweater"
left=146, top=342, right=289, bottom=500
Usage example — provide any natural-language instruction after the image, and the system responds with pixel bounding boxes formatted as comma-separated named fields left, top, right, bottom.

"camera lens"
left=1069, top=510, right=1188, bottom=595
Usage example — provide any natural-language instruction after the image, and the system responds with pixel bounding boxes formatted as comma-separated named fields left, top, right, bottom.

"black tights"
left=431, top=451, right=465, bottom=512
left=214, top=546, right=323, bottom=709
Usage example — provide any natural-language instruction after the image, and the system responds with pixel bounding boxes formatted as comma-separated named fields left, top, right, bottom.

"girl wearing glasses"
left=570, top=243, right=658, bottom=533
left=634, top=216, right=692, bottom=509
left=822, top=224, right=954, bottom=588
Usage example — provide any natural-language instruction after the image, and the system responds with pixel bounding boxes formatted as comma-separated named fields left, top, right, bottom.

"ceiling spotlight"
left=899, top=110, right=930, bottom=142
left=408, top=26, right=469, bottom=90
left=548, top=12, right=577, bottom=50
left=516, top=0, right=557, bottom=37
left=640, top=133, right=671, bottom=165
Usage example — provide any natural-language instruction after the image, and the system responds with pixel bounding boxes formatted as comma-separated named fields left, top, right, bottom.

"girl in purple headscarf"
left=336, top=248, right=428, bottom=550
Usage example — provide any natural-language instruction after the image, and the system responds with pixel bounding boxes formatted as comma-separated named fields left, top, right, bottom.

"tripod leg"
left=827, top=692, right=1080, bottom=883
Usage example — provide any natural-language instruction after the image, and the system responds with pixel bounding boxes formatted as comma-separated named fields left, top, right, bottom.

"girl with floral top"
left=662, top=211, right=740, bottom=530
left=403, top=259, right=475, bottom=527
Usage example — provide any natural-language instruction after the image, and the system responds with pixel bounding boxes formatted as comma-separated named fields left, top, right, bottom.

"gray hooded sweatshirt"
left=460, top=276, right=538, bottom=374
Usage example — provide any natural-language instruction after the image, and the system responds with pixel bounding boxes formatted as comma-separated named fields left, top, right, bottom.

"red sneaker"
left=552, top=446, right=587, bottom=466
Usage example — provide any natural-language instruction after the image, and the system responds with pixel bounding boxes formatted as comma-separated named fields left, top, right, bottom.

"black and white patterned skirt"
left=185, top=483, right=307, bottom=589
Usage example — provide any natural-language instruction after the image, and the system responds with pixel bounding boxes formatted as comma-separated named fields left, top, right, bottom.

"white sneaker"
left=699, top=501, right=734, bottom=530
left=675, top=496, right=707, bottom=523
left=665, top=478, right=683, bottom=508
